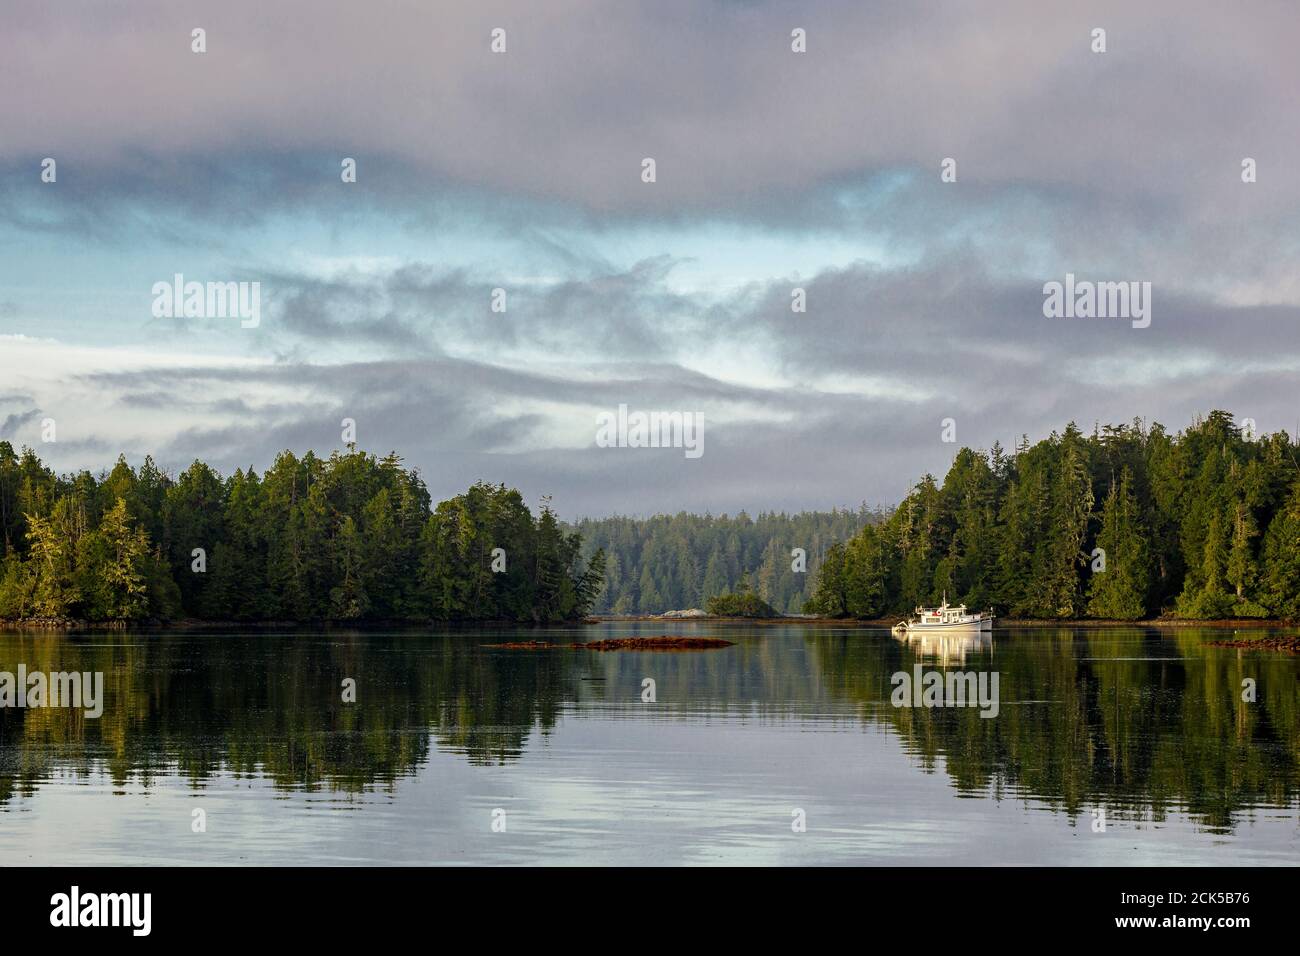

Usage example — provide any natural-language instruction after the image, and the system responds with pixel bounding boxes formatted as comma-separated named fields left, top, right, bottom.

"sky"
left=1, top=0, right=1297, bottom=518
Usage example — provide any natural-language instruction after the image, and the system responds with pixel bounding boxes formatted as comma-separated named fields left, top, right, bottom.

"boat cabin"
left=913, top=600, right=971, bottom=625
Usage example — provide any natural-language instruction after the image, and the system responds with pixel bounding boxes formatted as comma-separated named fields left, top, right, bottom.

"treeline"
left=0, top=443, right=604, bottom=624
left=806, top=411, right=1300, bottom=620
left=570, top=507, right=880, bottom=614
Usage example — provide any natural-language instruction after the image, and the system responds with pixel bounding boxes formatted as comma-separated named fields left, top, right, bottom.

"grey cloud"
left=65, top=247, right=1294, bottom=516
left=6, top=1, right=1297, bottom=513
left=241, top=254, right=706, bottom=359
left=0, top=408, right=42, bottom=439
left=2, top=1, right=1296, bottom=217
left=44, top=315, right=1300, bottom=517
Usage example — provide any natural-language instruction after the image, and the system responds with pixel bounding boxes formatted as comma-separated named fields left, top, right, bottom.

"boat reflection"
left=892, top=628, right=992, bottom=666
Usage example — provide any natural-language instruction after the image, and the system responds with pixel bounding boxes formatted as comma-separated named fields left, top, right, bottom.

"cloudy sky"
left=1, top=0, right=1297, bottom=517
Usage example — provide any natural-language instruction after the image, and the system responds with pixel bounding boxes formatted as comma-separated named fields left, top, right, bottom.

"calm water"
left=1, top=622, right=1297, bottom=865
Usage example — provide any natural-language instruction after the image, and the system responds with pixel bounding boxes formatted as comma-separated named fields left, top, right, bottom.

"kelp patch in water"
left=487, top=636, right=735, bottom=651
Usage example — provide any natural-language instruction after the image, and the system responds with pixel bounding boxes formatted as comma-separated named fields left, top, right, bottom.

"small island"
left=704, top=575, right=778, bottom=618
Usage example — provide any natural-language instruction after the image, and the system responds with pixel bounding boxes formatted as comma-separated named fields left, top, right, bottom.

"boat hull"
left=904, top=619, right=991, bottom=632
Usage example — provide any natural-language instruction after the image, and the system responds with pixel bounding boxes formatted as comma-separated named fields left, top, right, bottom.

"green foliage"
left=1261, top=481, right=1300, bottom=618
left=705, top=575, right=778, bottom=617
left=0, top=444, right=602, bottom=624
left=1086, top=468, right=1151, bottom=620
left=79, top=498, right=152, bottom=620
left=572, top=506, right=880, bottom=614
left=807, top=414, right=1300, bottom=621
left=3, top=410, right=1297, bottom=625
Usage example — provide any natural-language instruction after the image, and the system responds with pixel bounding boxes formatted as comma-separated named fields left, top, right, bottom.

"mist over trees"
left=806, top=412, right=1300, bottom=621
left=0, top=443, right=604, bottom=624
left=571, top=507, right=881, bottom=614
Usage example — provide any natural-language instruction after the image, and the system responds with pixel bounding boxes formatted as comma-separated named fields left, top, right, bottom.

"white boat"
left=891, top=595, right=994, bottom=635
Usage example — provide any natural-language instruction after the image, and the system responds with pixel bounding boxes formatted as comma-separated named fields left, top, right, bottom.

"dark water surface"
left=1, top=622, right=1297, bottom=865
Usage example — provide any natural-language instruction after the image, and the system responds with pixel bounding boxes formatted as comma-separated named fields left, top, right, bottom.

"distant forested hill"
left=570, top=507, right=883, bottom=614
left=807, top=411, right=1300, bottom=621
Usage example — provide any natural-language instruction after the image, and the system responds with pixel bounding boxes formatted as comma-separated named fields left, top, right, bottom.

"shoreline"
left=2, top=615, right=1294, bottom=632
left=595, top=615, right=1294, bottom=629
left=0, top=617, right=593, bottom=632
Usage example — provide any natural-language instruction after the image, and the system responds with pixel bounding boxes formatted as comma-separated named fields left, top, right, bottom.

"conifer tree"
left=1086, top=468, right=1150, bottom=620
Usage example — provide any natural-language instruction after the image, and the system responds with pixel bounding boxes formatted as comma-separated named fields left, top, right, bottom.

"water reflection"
left=892, top=628, right=992, bottom=665
left=810, top=627, right=1299, bottom=832
left=0, top=631, right=574, bottom=806
left=1, top=625, right=1297, bottom=839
